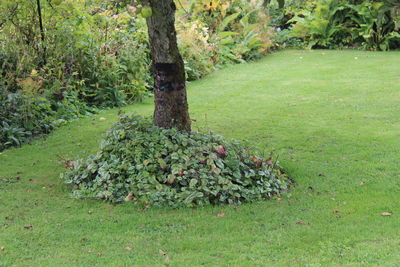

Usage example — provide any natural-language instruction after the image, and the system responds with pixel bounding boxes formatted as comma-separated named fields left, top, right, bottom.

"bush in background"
left=0, top=90, right=91, bottom=151
left=271, top=0, right=400, bottom=50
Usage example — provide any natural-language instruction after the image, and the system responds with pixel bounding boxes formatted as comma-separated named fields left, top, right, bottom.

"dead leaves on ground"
left=381, top=212, right=392, bottom=216
left=87, top=250, right=103, bottom=256
left=159, top=249, right=171, bottom=262
left=59, top=157, right=74, bottom=169
left=0, top=177, right=21, bottom=184
left=215, top=212, right=226, bottom=218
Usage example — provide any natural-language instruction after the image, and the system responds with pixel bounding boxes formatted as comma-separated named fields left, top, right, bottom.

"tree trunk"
left=146, top=0, right=191, bottom=132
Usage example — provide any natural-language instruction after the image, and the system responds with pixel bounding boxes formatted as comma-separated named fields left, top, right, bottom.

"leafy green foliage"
left=61, top=115, right=289, bottom=207
left=286, top=0, right=400, bottom=50
left=0, top=90, right=92, bottom=152
left=0, top=0, right=151, bottom=108
left=176, top=0, right=275, bottom=78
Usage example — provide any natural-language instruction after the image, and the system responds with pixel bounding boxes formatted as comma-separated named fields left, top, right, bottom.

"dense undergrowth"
left=61, top=115, right=289, bottom=207
left=0, top=0, right=276, bottom=151
left=0, top=90, right=93, bottom=151
left=270, top=0, right=400, bottom=50
left=1, top=0, right=399, bottom=151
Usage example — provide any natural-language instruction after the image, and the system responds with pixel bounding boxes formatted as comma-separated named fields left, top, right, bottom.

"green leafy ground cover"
left=1, top=50, right=400, bottom=266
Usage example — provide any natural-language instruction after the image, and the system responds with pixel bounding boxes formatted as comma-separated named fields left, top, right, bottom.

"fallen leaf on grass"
left=125, top=192, right=134, bottom=201
left=99, top=117, right=107, bottom=121
left=381, top=212, right=392, bottom=216
left=5, top=216, right=13, bottom=221
left=24, top=225, right=33, bottom=230
left=56, top=223, right=63, bottom=226
left=0, top=246, right=4, bottom=251
left=296, top=221, right=306, bottom=225
left=59, top=158, right=74, bottom=169
left=88, top=210, right=93, bottom=215
left=159, top=249, right=171, bottom=262
left=215, top=212, right=226, bottom=217
left=125, top=247, right=133, bottom=251
left=333, top=209, right=341, bottom=214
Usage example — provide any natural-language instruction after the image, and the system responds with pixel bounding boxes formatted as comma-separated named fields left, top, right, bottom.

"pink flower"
left=128, top=6, right=137, bottom=13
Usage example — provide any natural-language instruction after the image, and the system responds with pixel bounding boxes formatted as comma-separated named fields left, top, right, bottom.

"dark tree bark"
left=145, top=0, right=191, bottom=132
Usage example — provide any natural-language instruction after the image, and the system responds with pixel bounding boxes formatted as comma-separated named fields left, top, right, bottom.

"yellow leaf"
left=205, top=0, right=219, bottom=12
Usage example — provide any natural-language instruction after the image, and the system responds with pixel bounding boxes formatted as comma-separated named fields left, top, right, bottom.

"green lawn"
left=1, top=50, right=400, bottom=266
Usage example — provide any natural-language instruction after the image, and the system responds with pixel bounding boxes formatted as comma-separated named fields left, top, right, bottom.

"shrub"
left=287, top=0, right=400, bottom=50
left=177, top=19, right=215, bottom=81
left=178, top=0, right=276, bottom=66
left=0, top=1, right=151, bottom=108
left=0, top=92, right=55, bottom=151
left=61, top=115, right=289, bottom=207
left=0, top=90, right=92, bottom=151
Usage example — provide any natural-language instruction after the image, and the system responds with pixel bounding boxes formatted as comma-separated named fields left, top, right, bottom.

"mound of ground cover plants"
left=61, top=115, right=289, bottom=207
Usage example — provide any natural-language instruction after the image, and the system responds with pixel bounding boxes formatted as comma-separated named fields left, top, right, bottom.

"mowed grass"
left=1, top=50, right=400, bottom=266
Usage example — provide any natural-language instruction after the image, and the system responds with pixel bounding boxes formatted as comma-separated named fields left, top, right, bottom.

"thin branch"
left=36, top=0, right=47, bottom=65
left=176, top=0, right=190, bottom=17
